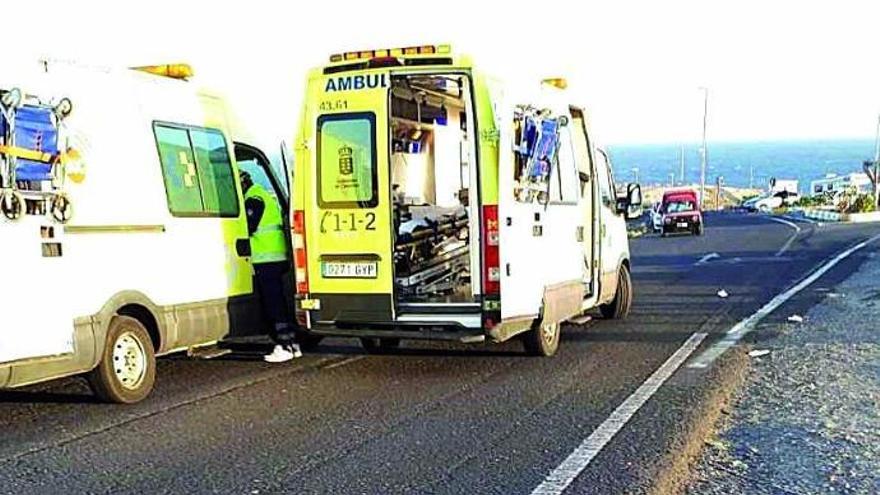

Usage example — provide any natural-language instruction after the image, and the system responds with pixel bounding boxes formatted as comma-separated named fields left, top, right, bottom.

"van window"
left=513, top=110, right=567, bottom=204
left=191, top=129, right=239, bottom=215
left=549, top=126, right=579, bottom=204
left=317, top=112, right=378, bottom=208
left=595, top=149, right=615, bottom=208
left=154, top=123, right=239, bottom=217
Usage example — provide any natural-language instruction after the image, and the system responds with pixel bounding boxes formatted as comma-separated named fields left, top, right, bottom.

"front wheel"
left=522, top=319, right=561, bottom=357
left=599, top=265, right=633, bottom=320
left=87, top=316, right=156, bottom=404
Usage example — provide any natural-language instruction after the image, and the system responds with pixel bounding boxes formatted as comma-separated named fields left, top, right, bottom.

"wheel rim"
left=112, top=331, right=147, bottom=390
left=541, top=322, right=559, bottom=345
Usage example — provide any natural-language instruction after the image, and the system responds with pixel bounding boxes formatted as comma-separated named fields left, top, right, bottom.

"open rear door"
left=497, top=103, right=545, bottom=322
left=301, top=72, right=395, bottom=325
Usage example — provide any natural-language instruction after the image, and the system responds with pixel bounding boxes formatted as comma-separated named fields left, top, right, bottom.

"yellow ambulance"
left=292, top=45, right=642, bottom=356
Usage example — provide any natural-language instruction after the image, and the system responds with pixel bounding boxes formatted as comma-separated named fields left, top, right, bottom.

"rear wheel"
left=694, top=223, right=705, bottom=236
left=360, top=337, right=401, bottom=353
left=599, top=265, right=633, bottom=320
left=522, top=319, right=561, bottom=357
left=87, top=316, right=156, bottom=404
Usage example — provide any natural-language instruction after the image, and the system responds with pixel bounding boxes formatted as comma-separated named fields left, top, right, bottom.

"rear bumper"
left=662, top=218, right=701, bottom=233
left=297, top=292, right=492, bottom=342
left=308, top=325, right=486, bottom=343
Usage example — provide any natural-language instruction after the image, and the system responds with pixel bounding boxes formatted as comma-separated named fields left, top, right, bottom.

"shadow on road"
left=0, top=389, right=98, bottom=405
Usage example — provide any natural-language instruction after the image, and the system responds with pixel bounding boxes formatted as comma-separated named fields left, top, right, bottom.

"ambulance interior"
left=388, top=74, right=477, bottom=306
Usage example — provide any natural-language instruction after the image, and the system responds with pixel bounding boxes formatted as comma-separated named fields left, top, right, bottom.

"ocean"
left=606, top=139, right=877, bottom=193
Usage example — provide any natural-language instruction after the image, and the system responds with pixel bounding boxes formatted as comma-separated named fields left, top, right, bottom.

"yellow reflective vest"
left=245, top=184, right=287, bottom=264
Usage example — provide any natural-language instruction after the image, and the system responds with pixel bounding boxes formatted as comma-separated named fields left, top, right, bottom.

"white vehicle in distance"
left=746, top=190, right=800, bottom=212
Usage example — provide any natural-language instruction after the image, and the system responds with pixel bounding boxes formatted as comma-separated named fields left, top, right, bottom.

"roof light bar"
left=132, top=64, right=194, bottom=80
left=329, top=44, right=452, bottom=63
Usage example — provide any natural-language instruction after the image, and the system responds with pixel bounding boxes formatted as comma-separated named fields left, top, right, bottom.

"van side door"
left=594, top=148, right=628, bottom=304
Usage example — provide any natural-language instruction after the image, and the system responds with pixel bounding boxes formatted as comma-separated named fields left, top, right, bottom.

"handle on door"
left=235, top=238, right=252, bottom=257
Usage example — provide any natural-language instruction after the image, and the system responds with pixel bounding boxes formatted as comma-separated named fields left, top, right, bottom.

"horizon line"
left=606, top=135, right=877, bottom=147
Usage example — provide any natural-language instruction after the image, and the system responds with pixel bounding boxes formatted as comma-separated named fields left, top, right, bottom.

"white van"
left=292, top=46, right=642, bottom=356
left=0, top=61, right=291, bottom=403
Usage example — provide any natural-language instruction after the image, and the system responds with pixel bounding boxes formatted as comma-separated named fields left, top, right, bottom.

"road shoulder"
left=685, top=251, right=880, bottom=494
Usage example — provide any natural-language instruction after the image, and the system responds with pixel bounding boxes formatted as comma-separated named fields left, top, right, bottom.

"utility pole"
left=632, top=167, right=640, bottom=184
left=679, top=144, right=685, bottom=186
left=874, top=114, right=880, bottom=207
left=699, top=87, right=709, bottom=205
left=749, top=163, right=754, bottom=190
left=866, top=114, right=880, bottom=207
left=715, top=176, right=723, bottom=211
left=669, top=172, right=675, bottom=187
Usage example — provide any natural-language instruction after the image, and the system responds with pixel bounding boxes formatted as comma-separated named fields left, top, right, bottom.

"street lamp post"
left=699, top=87, right=709, bottom=206
left=874, top=114, right=880, bottom=207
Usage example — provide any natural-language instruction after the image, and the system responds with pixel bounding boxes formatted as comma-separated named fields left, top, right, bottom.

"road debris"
left=717, top=289, right=729, bottom=298
left=787, top=315, right=804, bottom=323
left=688, top=251, right=880, bottom=495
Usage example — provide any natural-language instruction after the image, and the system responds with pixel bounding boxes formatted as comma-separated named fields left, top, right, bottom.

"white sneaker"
left=264, top=344, right=302, bottom=363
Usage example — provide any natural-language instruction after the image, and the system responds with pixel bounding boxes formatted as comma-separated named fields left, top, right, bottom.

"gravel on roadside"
left=686, top=252, right=880, bottom=495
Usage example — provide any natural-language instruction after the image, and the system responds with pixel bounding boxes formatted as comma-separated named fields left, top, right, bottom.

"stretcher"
left=394, top=205, right=470, bottom=299
left=0, top=88, right=74, bottom=222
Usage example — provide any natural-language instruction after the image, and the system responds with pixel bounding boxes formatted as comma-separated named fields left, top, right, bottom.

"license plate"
left=322, top=261, right=377, bottom=278
left=677, top=222, right=688, bottom=228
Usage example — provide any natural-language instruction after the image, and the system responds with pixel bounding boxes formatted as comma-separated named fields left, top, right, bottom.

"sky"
left=3, top=0, right=879, bottom=152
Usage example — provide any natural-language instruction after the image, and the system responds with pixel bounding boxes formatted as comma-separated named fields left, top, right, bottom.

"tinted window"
left=191, top=129, right=239, bottom=216
left=317, top=113, right=377, bottom=208
left=155, top=125, right=204, bottom=215
left=553, top=125, right=580, bottom=204
left=154, top=123, right=239, bottom=217
left=595, top=149, right=615, bottom=208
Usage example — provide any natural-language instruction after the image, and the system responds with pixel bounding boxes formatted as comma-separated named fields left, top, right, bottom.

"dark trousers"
left=254, top=261, right=295, bottom=346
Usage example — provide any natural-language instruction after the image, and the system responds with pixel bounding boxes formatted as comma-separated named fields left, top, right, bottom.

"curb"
left=647, top=349, right=751, bottom=495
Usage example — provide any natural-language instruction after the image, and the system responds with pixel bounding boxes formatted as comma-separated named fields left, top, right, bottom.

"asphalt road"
left=1, top=212, right=878, bottom=494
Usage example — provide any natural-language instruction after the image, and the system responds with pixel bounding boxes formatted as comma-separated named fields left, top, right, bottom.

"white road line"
left=532, top=232, right=880, bottom=494
left=695, top=252, right=720, bottom=265
left=531, top=332, right=708, bottom=495
left=781, top=214, right=817, bottom=225
left=768, top=216, right=801, bottom=257
left=688, top=232, right=880, bottom=369
left=321, top=355, right=366, bottom=370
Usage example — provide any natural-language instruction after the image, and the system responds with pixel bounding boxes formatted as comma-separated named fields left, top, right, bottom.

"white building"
left=768, top=178, right=798, bottom=194
left=810, top=173, right=873, bottom=197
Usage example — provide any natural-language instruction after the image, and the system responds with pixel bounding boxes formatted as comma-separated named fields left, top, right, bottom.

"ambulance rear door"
left=301, top=70, right=395, bottom=325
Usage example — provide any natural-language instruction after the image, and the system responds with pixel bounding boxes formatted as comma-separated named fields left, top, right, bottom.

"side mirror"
left=616, top=183, right=643, bottom=219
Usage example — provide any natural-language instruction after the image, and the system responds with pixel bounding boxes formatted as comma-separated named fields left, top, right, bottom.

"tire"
left=695, top=223, right=705, bottom=236
left=522, top=319, right=561, bottom=357
left=294, top=330, right=324, bottom=351
left=360, top=337, right=401, bottom=353
left=87, top=316, right=156, bottom=404
left=599, top=265, right=633, bottom=320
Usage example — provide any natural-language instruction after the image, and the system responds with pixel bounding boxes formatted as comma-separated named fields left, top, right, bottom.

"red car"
left=660, top=189, right=704, bottom=236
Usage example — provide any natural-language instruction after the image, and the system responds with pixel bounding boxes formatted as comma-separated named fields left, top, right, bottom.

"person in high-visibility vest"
left=241, top=171, right=301, bottom=363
